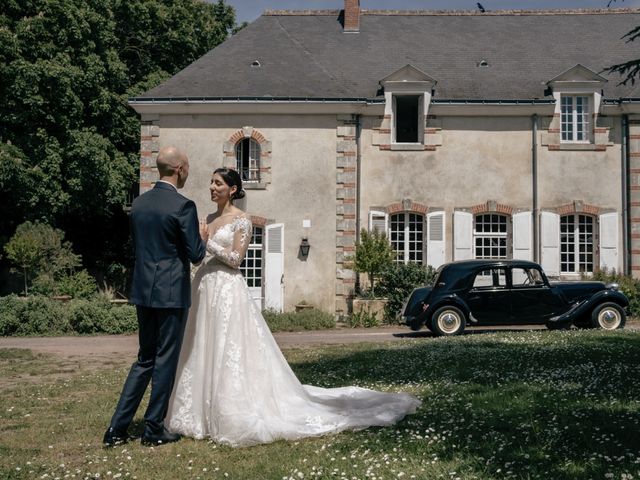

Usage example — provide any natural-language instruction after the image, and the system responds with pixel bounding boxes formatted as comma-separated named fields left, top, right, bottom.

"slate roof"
left=134, top=8, right=640, bottom=102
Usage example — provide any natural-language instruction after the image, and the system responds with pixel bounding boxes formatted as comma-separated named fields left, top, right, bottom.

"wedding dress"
left=166, top=215, right=420, bottom=447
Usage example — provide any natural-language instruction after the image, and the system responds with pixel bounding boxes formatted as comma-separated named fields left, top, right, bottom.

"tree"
left=4, top=221, right=81, bottom=295
left=350, top=229, right=395, bottom=294
left=606, top=0, right=640, bottom=84
left=0, top=0, right=237, bottom=287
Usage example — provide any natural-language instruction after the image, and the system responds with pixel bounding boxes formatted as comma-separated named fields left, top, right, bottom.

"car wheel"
left=431, top=306, right=466, bottom=336
left=590, top=302, right=626, bottom=330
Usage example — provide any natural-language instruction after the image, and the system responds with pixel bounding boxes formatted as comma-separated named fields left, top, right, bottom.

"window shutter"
left=265, top=223, right=284, bottom=312
left=427, top=211, right=446, bottom=268
left=453, top=211, right=473, bottom=260
left=599, top=212, right=619, bottom=271
left=368, top=210, right=388, bottom=235
left=540, top=211, right=560, bottom=277
left=512, top=211, right=533, bottom=261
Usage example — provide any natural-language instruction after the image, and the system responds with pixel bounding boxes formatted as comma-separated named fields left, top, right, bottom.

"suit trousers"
left=109, top=306, right=188, bottom=432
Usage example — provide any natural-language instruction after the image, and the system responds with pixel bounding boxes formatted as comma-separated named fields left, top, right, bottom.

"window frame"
left=240, top=225, right=264, bottom=289
left=235, top=138, right=261, bottom=183
left=560, top=213, right=595, bottom=274
left=392, top=93, right=424, bottom=145
left=560, top=94, right=591, bottom=144
left=389, top=212, right=425, bottom=265
left=473, top=213, right=510, bottom=260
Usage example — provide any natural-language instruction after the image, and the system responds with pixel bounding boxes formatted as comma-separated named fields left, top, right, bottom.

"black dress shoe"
left=103, top=427, right=128, bottom=447
left=141, top=427, right=181, bottom=446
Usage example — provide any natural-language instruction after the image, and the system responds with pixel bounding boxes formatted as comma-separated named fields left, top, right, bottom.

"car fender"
left=554, top=289, right=629, bottom=323
left=417, top=295, right=470, bottom=328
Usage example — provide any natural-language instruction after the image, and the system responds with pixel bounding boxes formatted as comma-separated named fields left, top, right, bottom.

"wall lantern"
left=299, top=237, right=311, bottom=257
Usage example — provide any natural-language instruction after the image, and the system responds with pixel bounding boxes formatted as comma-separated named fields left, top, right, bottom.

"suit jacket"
left=129, top=182, right=206, bottom=308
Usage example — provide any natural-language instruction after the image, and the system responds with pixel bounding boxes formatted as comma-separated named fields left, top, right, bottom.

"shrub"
left=0, top=295, right=24, bottom=336
left=67, top=298, right=138, bottom=334
left=263, top=308, right=336, bottom=332
left=376, top=262, right=438, bottom=323
left=590, top=269, right=640, bottom=317
left=56, top=270, right=98, bottom=299
left=0, top=295, right=138, bottom=336
left=346, top=308, right=381, bottom=328
left=11, top=296, right=70, bottom=336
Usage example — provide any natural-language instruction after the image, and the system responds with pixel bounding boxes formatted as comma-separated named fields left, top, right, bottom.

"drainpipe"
left=354, top=114, right=362, bottom=294
left=622, top=114, right=630, bottom=275
left=532, top=114, right=539, bottom=263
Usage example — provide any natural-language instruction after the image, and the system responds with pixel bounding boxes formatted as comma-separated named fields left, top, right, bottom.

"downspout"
left=622, top=114, right=630, bottom=275
left=354, top=113, right=362, bottom=294
left=532, top=114, right=539, bottom=263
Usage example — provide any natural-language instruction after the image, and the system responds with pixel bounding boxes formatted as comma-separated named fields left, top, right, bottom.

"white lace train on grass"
left=166, top=215, right=421, bottom=447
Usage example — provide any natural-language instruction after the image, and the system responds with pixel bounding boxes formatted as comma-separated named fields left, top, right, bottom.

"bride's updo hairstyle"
left=214, top=167, right=245, bottom=201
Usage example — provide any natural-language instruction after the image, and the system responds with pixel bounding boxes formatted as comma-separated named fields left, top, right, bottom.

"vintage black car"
left=401, top=259, right=629, bottom=336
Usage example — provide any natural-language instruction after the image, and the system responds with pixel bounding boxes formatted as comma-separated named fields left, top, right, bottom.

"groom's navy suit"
left=109, top=181, right=206, bottom=434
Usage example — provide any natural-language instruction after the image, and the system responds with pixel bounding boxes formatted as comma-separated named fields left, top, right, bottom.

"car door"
left=464, top=267, right=511, bottom=323
left=509, top=266, right=566, bottom=323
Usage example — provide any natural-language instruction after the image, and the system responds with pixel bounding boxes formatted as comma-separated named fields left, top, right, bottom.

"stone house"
left=129, top=1, right=640, bottom=315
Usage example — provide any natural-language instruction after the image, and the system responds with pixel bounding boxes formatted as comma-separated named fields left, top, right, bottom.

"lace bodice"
left=206, top=215, right=252, bottom=269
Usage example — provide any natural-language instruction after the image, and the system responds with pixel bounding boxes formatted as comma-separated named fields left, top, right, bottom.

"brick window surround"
left=223, top=127, right=272, bottom=189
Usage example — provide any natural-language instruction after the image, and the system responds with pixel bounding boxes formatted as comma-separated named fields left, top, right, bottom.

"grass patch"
left=1, top=330, right=640, bottom=479
left=263, top=308, right=336, bottom=332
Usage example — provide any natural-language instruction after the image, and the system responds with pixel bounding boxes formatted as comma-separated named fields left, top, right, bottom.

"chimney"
left=343, top=0, right=360, bottom=33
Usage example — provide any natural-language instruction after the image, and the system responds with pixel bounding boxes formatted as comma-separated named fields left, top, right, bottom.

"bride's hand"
left=199, top=219, right=209, bottom=242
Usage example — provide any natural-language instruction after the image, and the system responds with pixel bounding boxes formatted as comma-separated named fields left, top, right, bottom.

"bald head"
left=156, top=146, right=190, bottom=188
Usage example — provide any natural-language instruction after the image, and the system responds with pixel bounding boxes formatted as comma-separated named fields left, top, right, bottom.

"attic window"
left=251, top=60, right=261, bottom=67
left=478, top=60, right=489, bottom=68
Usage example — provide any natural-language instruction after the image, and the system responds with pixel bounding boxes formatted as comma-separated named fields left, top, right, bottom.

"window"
left=390, top=213, right=424, bottom=264
left=472, top=268, right=507, bottom=288
left=561, top=95, right=590, bottom=142
left=394, top=95, right=420, bottom=143
left=240, top=226, right=263, bottom=288
left=236, top=138, right=260, bottom=182
left=474, top=214, right=509, bottom=259
left=511, top=267, right=544, bottom=287
left=561, top=214, right=594, bottom=273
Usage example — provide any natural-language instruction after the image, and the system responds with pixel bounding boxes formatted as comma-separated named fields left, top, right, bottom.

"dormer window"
left=379, top=64, right=437, bottom=149
left=561, top=95, right=590, bottom=143
left=546, top=64, right=606, bottom=147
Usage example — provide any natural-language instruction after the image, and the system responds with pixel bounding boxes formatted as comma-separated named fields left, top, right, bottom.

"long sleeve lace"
left=206, top=216, right=252, bottom=269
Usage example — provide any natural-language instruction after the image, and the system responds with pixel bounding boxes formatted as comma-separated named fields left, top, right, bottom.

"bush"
left=0, top=295, right=70, bottom=336
left=590, top=269, right=640, bottom=317
left=376, top=263, right=438, bottom=323
left=346, top=308, right=381, bottom=328
left=0, top=295, right=138, bottom=336
left=56, top=270, right=98, bottom=299
left=263, top=308, right=336, bottom=332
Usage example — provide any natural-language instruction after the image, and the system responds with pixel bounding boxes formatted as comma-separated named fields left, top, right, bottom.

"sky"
left=225, top=0, right=640, bottom=24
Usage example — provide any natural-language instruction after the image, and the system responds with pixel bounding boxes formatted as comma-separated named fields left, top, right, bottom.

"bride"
left=166, top=167, right=420, bottom=447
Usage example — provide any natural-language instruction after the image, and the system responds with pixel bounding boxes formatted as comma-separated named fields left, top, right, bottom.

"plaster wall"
left=156, top=114, right=339, bottom=312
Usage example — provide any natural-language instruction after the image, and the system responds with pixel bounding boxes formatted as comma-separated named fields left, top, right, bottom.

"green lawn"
left=1, top=330, right=640, bottom=479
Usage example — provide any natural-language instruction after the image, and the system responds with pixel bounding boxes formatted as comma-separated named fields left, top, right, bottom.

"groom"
left=103, top=146, right=207, bottom=447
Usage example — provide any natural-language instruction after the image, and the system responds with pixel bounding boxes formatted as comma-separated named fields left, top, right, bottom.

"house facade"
left=129, top=1, right=640, bottom=315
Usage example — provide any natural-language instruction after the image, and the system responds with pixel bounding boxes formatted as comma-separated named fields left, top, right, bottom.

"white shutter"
left=453, top=211, right=473, bottom=260
left=540, top=211, right=560, bottom=277
left=426, top=211, right=446, bottom=268
left=368, top=210, right=388, bottom=235
left=599, top=212, right=619, bottom=271
left=265, top=223, right=284, bottom=312
left=512, top=211, right=533, bottom=261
